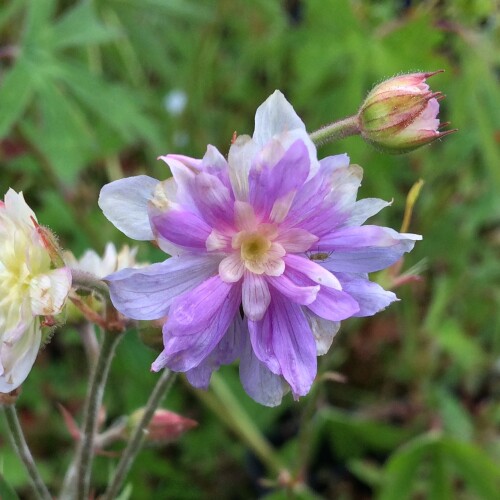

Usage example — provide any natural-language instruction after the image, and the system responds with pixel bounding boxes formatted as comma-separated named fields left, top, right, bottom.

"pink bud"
left=358, top=71, right=456, bottom=153
left=127, top=409, right=197, bottom=444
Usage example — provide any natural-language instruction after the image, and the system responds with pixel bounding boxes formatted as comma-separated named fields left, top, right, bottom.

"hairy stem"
left=103, top=369, right=177, bottom=500
left=3, top=405, right=52, bottom=500
left=309, top=115, right=360, bottom=146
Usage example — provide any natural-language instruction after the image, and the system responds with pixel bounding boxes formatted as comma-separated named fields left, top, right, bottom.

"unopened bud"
left=127, top=408, right=197, bottom=444
left=32, top=218, right=66, bottom=268
left=358, top=71, right=456, bottom=153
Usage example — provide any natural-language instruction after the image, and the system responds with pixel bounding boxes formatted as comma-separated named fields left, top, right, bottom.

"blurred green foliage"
left=1, top=0, right=499, bottom=498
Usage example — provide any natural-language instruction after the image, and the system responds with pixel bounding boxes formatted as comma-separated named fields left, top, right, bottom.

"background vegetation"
left=1, top=0, right=499, bottom=498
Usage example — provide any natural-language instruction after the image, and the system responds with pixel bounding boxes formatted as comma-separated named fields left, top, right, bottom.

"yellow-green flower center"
left=240, top=232, right=271, bottom=263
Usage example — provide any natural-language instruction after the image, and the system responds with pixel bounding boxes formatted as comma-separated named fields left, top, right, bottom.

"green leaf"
left=378, top=433, right=439, bottom=500
left=432, top=387, right=474, bottom=441
left=443, top=438, right=500, bottom=500
left=428, top=442, right=453, bottom=500
left=57, top=62, right=161, bottom=147
left=0, top=474, right=20, bottom=500
left=0, top=58, right=36, bottom=137
left=50, top=1, right=121, bottom=49
left=22, top=81, right=94, bottom=184
left=320, top=408, right=414, bottom=460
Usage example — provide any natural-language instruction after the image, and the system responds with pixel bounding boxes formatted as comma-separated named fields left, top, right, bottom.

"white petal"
left=219, top=254, right=245, bottom=283
left=0, top=319, right=41, bottom=393
left=253, top=90, right=306, bottom=146
left=98, top=176, right=158, bottom=240
left=344, top=198, right=391, bottom=227
left=304, top=310, right=340, bottom=356
left=228, top=135, right=260, bottom=202
left=4, top=189, right=37, bottom=226
left=29, top=267, right=72, bottom=315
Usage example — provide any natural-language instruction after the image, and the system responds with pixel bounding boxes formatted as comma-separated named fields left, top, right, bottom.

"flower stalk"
left=2, top=404, right=52, bottom=500
left=74, top=330, right=124, bottom=500
left=309, top=115, right=360, bottom=146
left=103, top=369, right=177, bottom=500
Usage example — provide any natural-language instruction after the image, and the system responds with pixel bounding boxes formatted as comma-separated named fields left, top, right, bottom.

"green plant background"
left=1, top=0, right=499, bottom=498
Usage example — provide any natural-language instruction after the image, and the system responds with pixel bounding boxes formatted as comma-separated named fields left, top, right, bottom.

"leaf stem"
left=103, top=369, right=177, bottom=500
left=3, top=404, right=52, bottom=500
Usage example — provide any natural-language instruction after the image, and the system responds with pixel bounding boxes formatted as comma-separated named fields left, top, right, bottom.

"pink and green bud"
left=358, top=71, right=455, bottom=153
left=126, top=408, right=197, bottom=444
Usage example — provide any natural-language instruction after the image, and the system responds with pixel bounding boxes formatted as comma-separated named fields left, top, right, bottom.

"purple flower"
left=99, top=91, right=421, bottom=406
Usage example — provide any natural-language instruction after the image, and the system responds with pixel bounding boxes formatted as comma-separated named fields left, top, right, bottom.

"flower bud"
left=358, top=71, right=455, bottom=153
left=126, top=408, right=197, bottom=444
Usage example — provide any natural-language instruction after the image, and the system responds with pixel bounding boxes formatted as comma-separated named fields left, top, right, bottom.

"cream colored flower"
left=64, top=243, right=141, bottom=278
left=0, top=189, right=71, bottom=393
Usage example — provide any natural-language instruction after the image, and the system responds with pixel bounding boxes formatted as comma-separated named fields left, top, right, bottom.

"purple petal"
left=106, top=255, right=219, bottom=320
left=248, top=313, right=281, bottom=375
left=239, top=328, right=288, bottom=407
left=152, top=278, right=241, bottom=372
left=98, top=176, right=158, bottom=240
left=284, top=254, right=342, bottom=289
left=149, top=207, right=212, bottom=251
left=270, top=292, right=317, bottom=398
left=306, top=285, right=360, bottom=321
left=249, top=140, right=310, bottom=220
left=318, top=226, right=422, bottom=273
left=185, top=314, right=244, bottom=389
left=190, top=172, right=234, bottom=230
left=336, top=273, right=397, bottom=317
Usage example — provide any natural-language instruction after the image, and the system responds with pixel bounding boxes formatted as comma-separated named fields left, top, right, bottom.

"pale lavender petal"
left=149, top=207, right=212, bottom=251
left=106, top=255, right=220, bottom=320
left=306, top=285, right=360, bottom=321
left=284, top=254, right=341, bottom=289
left=267, top=274, right=319, bottom=305
left=336, top=273, right=397, bottom=317
left=152, top=279, right=241, bottom=372
left=242, top=272, right=271, bottom=321
left=318, top=226, right=422, bottom=273
left=98, top=176, right=158, bottom=240
left=239, top=328, right=288, bottom=407
left=199, top=145, right=232, bottom=188
left=277, top=228, right=318, bottom=253
left=168, top=276, right=238, bottom=336
left=270, top=292, right=317, bottom=398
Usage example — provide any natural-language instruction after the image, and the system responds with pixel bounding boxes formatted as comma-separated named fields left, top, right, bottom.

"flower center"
left=240, top=232, right=271, bottom=263
left=230, top=225, right=285, bottom=276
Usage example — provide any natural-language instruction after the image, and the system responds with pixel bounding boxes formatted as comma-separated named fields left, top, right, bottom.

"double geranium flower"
left=99, top=91, right=420, bottom=406
left=0, top=190, right=71, bottom=393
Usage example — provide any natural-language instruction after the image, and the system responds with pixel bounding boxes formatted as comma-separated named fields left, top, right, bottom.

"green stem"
left=309, top=115, right=360, bottom=147
left=71, top=269, right=110, bottom=301
left=103, top=369, right=177, bottom=500
left=75, top=331, right=124, bottom=500
left=3, top=405, right=52, bottom=500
